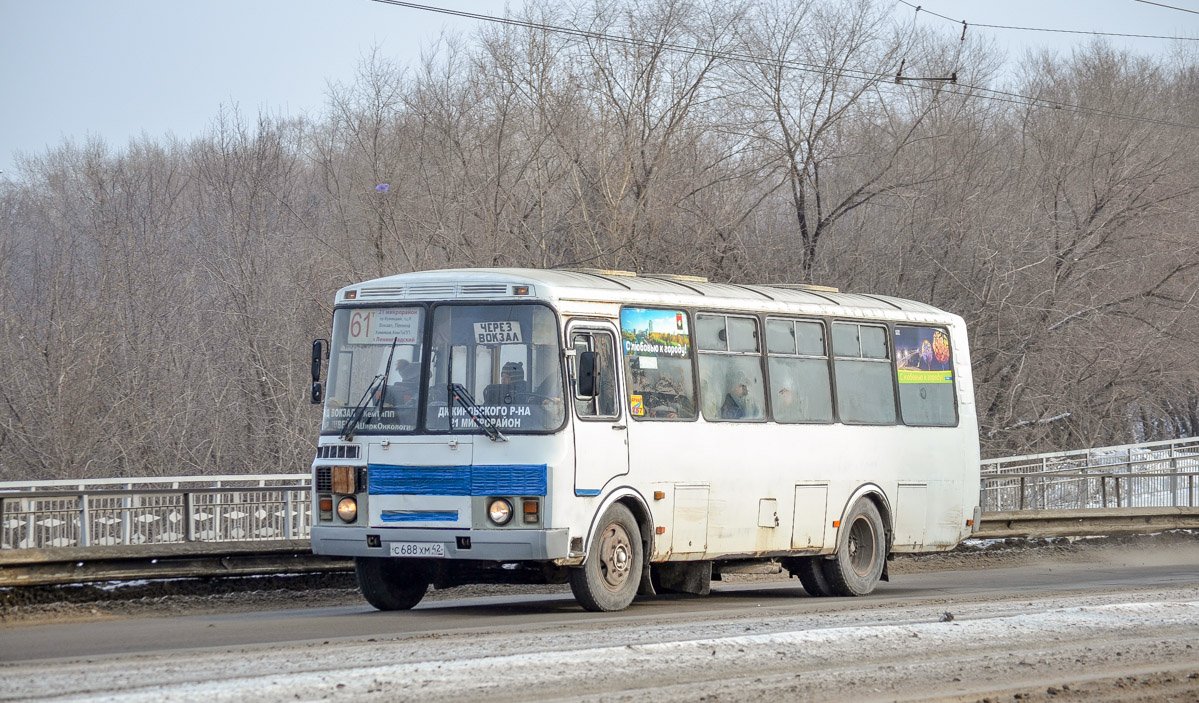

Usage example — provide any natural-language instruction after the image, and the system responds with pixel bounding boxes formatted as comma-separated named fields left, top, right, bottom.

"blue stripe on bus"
left=369, top=465, right=470, bottom=495
left=380, top=510, right=459, bottom=523
left=471, top=464, right=548, bottom=495
left=574, top=489, right=602, bottom=497
left=368, top=464, right=547, bottom=496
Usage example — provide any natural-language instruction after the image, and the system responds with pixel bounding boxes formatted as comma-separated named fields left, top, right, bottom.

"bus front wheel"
left=821, top=498, right=886, bottom=597
left=570, top=503, right=643, bottom=612
left=355, top=557, right=431, bottom=610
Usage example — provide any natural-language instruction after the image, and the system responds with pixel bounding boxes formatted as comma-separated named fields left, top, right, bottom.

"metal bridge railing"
left=2, top=438, right=1197, bottom=551
left=979, top=437, right=1199, bottom=512
left=0, top=475, right=310, bottom=550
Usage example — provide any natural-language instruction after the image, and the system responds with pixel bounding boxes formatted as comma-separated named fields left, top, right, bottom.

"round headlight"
left=336, top=496, right=358, bottom=523
left=488, top=498, right=513, bottom=525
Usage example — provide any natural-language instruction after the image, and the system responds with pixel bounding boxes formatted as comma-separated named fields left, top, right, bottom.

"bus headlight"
left=488, top=498, right=513, bottom=525
left=337, top=497, right=358, bottom=523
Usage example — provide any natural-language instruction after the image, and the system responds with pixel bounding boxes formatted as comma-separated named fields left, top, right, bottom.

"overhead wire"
left=371, top=0, right=938, bottom=84
left=1133, top=0, right=1199, bottom=16
left=370, top=0, right=1199, bottom=132
left=898, top=0, right=1199, bottom=41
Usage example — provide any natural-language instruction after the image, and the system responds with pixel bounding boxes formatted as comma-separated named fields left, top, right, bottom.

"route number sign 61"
left=347, top=308, right=421, bottom=345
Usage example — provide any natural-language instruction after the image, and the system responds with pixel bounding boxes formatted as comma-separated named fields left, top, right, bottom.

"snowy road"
left=2, top=548, right=1199, bottom=702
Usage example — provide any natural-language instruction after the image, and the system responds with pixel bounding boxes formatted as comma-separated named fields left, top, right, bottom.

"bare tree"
left=734, top=0, right=980, bottom=282
left=967, top=45, right=1199, bottom=453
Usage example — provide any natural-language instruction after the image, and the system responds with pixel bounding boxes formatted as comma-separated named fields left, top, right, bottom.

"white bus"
left=309, top=268, right=981, bottom=611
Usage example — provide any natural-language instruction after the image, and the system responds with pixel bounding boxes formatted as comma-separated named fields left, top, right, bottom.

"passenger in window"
left=637, top=371, right=688, bottom=418
left=720, top=379, right=759, bottom=419
left=774, top=387, right=796, bottom=420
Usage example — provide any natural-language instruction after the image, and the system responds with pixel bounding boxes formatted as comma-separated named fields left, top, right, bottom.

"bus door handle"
left=611, top=424, right=627, bottom=431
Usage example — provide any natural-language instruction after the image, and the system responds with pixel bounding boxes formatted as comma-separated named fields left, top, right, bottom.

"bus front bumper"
left=311, top=525, right=570, bottom=561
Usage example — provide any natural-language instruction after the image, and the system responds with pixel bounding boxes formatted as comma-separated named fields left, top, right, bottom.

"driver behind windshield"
left=384, top=358, right=417, bottom=405
left=484, top=361, right=528, bottom=404
left=375, top=358, right=418, bottom=406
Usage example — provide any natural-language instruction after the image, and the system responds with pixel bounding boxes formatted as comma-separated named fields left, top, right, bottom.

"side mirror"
left=311, top=339, right=325, bottom=382
left=311, top=339, right=326, bottom=405
left=577, top=350, right=598, bottom=397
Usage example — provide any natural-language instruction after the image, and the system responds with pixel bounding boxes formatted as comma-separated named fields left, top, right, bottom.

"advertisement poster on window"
left=895, top=326, right=953, bottom=385
left=620, top=308, right=696, bottom=419
left=620, top=308, right=691, bottom=360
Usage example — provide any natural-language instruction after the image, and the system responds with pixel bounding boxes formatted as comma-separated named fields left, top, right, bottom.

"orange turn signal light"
left=832, top=520, right=841, bottom=528
left=653, top=491, right=665, bottom=500
left=966, top=519, right=974, bottom=527
left=655, top=526, right=666, bottom=535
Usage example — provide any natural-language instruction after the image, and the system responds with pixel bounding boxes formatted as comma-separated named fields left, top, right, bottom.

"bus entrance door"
left=568, top=324, right=629, bottom=495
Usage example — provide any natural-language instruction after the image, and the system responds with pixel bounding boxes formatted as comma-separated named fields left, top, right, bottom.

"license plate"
left=390, top=542, right=446, bottom=558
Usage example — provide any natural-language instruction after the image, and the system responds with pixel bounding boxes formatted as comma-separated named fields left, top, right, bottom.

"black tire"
left=355, top=557, right=431, bottom=611
left=791, top=556, right=834, bottom=597
left=821, top=498, right=886, bottom=597
left=570, top=503, right=643, bottom=612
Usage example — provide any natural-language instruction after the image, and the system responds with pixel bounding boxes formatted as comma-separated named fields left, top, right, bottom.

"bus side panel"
left=623, top=418, right=977, bottom=560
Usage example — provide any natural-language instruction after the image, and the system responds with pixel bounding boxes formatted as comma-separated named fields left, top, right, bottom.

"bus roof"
left=338, top=268, right=958, bottom=323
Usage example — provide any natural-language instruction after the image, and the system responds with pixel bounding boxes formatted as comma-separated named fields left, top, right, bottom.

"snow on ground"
left=6, top=598, right=1199, bottom=703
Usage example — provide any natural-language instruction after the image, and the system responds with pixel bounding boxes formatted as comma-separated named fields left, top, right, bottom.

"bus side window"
left=697, top=313, right=766, bottom=422
left=619, top=307, right=698, bottom=420
left=766, top=318, right=833, bottom=423
left=832, top=322, right=896, bottom=425
left=573, top=332, right=618, bottom=419
left=894, top=325, right=958, bottom=426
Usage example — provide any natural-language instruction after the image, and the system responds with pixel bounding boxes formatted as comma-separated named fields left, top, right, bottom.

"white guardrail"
left=1, top=437, right=1197, bottom=552
left=0, top=475, right=310, bottom=550
left=979, top=437, right=1199, bottom=512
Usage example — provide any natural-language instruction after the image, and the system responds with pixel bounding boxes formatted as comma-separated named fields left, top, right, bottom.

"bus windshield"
left=425, top=304, right=565, bottom=433
left=320, top=303, right=565, bottom=435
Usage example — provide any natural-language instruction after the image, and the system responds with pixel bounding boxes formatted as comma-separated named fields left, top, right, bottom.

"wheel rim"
left=597, top=522, right=633, bottom=591
left=847, top=516, right=877, bottom=577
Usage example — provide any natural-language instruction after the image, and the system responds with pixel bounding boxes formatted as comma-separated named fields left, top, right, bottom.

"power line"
left=371, top=0, right=1199, bottom=132
left=1134, top=0, right=1199, bottom=16
left=938, top=81, right=1197, bottom=131
left=371, top=0, right=938, bottom=85
left=898, top=0, right=1199, bottom=41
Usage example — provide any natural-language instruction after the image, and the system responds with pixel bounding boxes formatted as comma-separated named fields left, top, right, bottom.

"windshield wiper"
left=376, top=337, right=400, bottom=410
left=339, top=374, right=385, bottom=441
left=448, top=382, right=507, bottom=442
left=340, top=337, right=401, bottom=441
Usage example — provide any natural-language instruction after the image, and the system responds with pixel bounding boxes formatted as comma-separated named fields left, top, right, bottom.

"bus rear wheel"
left=355, top=557, right=431, bottom=610
left=789, top=556, right=834, bottom=597
left=570, top=503, right=643, bottom=612
left=821, top=498, right=886, bottom=597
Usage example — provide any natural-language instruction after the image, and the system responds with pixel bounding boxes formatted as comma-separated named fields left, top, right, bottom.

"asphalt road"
left=0, top=557, right=1193, bottom=662
left=2, top=553, right=1199, bottom=702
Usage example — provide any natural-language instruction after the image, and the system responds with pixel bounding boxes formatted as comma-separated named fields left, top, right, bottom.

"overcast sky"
left=1, top=0, right=1194, bottom=175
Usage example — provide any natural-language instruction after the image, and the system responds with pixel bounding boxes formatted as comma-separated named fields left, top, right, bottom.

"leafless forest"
left=1, top=0, right=1197, bottom=480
